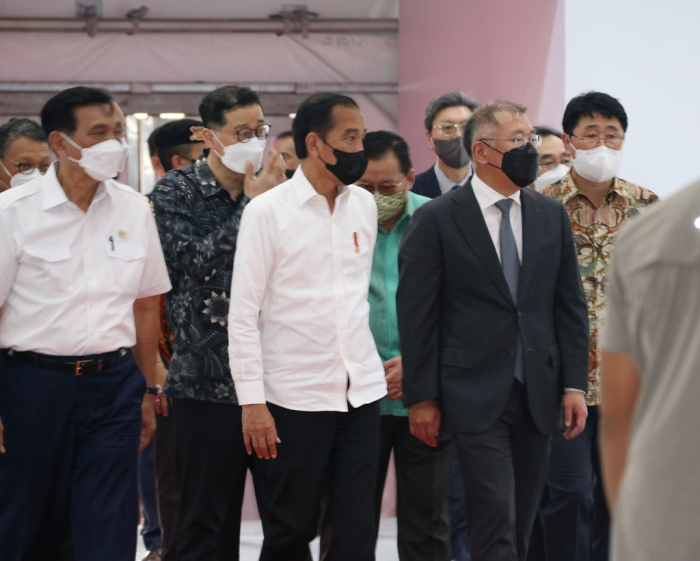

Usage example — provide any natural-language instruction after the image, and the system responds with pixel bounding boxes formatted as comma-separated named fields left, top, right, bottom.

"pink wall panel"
left=398, top=0, right=566, bottom=172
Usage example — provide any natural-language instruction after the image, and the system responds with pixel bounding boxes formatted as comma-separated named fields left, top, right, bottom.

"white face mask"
left=533, top=164, right=570, bottom=191
left=212, top=132, right=266, bottom=174
left=0, top=160, right=44, bottom=188
left=571, top=145, right=623, bottom=183
left=61, top=133, right=129, bottom=182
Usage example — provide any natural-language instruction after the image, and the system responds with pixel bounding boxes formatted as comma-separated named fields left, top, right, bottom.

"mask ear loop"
left=60, top=132, right=85, bottom=165
left=210, top=131, right=227, bottom=160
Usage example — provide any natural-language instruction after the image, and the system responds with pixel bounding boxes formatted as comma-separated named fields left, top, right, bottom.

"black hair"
left=562, top=92, right=627, bottom=136
left=424, top=91, right=479, bottom=133
left=158, top=144, right=201, bottom=172
left=534, top=125, right=563, bottom=139
left=198, top=86, right=261, bottom=129
left=464, top=100, right=527, bottom=158
left=147, top=128, right=158, bottom=159
left=292, top=92, right=360, bottom=159
left=276, top=130, right=294, bottom=140
left=362, top=131, right=412, bottom=175
left=0, top=118, right=47, bottom=158
left=40, top=86, right=114, bottom=136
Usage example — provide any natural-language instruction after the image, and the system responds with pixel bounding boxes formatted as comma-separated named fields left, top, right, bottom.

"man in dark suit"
left=397, top=101, right=589, bottom=561
left=412, top=92, right=479, bottom=199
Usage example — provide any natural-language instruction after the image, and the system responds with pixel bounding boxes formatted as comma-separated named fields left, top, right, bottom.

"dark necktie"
left=495, top=199, right=525, bottom=384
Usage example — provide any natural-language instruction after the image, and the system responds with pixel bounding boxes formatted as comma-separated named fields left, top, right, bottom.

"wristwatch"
left=145, top=384, right=162, bottom=396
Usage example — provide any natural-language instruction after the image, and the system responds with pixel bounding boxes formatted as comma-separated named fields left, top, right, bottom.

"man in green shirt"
left=358, top=131, right=454, bottom=561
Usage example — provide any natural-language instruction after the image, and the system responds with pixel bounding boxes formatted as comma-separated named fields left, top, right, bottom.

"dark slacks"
left=375, top=415, right=453, bottom=561
left=453, top=380, right=551, bottom=561
left=155, top=401, right=180, bottom=561
left=259, top=400, right=380, bottom=561
left=173, top=398, right=267, bottom=561
left=139, top=438, right=163, bottom=551
left=448, top=456, right=471, bottom=561
left=540, top=406, right=609, bottom=561
left=0, top=349, right=144, bottom=561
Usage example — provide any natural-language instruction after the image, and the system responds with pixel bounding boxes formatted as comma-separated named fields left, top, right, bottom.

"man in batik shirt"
left=537, top=92, right=658, bottom=561
left=149, top=85, right=285, bottom=560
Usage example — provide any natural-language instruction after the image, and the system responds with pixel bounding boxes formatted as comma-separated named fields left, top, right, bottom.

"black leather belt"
left=6, top=348, right=129, bottom=376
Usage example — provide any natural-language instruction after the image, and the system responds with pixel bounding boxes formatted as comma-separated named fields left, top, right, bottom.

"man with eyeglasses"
left=149, top=85, right=286, bottom=561
left=353, top=131, right=453, bottom=561
left=532, top=126, right=572, bottom=191
left=0, top=118, right=51, bottom=192
left=537, top=92, right=658, bottom=561
left=412, top=91, right=479, bottom=199
left=398, top=100, right=590, bottom=561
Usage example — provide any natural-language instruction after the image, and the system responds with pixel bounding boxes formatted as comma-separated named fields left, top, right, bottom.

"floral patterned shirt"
left=541, top=172, right=658, bottom=405
left=149, top=153, right=249, bottom=404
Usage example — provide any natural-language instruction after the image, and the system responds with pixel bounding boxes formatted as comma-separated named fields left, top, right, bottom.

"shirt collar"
left=41, top=162, right=113, bottom=211
left=471, top=172, right=521, bottom=210
left=293, top=165, right=349, bottom=206
left=557, top=170, right=631, bottom=205
left=434, top=161, right=470, bottom=194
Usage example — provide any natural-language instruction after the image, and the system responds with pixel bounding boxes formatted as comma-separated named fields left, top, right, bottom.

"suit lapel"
left=450, top=182, right=516, bottom=307
left=517, top=187, right=544, bottom=304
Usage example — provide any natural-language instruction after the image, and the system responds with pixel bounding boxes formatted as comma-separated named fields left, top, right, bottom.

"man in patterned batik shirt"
left=536, top=92, right=658, bottom=561
left=149, top=85, right=285, bottom=561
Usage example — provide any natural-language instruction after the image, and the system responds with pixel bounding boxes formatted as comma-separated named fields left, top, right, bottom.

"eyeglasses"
left=480, top=135, right=542, bottom=149
left=12, top=161, right=51, bottom=175
left=539, top=158, right=572, bottom=171
left=432, top=122, right=467, bottom=139
left=356, top=177, right=407, bottom=196
left=215, top=124, right=271, bottom=143
left=570, top=133, right=625, bottom=149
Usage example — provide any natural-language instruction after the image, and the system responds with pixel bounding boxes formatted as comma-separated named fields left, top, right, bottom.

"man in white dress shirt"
left=228, top=92, right=387, bottom=561
left=0, top=87, right=171, bottom=561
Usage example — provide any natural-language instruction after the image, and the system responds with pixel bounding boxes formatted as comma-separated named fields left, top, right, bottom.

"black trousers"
left=259, top=400, right=380, bottom=561
left=0, top=349, right=144, bottom=561
left=453, top=380, right=551, bottom=561
left=540, top=406, right=609, bottom=561
left=155, top=402, right=180, bottom=561
left=375, top=415, right=453, bottom=561
left=173, top=398, right=268, bottom=561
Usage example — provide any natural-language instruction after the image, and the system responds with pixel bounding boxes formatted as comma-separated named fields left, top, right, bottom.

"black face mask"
left=433, top=137, right=471, bottom=169
left=285, top=168, right=295, bottom=180
left=319, top=138, right=368, bottom=186
left=485, top=142, right=540, bottom=188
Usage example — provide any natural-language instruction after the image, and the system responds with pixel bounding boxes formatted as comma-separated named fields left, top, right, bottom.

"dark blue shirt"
left=149, top=154, right=248, bottom=404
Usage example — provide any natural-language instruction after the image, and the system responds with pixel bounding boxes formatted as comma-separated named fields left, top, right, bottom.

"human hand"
left=243, top=149, right=287, bottom=199
left=409, top=399, right=441, bottom=447
left=242, top=404, right=281, bottom=459
left=563, top=391, right=588, bottom=440
left=140, top=395, right=157, bottom=451
left=0, top=416, right=5, bottom=453
left=384, top=356, right=403, bottom=401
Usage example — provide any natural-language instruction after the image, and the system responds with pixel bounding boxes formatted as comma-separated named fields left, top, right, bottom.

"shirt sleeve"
left=601, top=252, right=631, bottom=355
left=136, top=204, right=172, bottom=299
left=227, top=200, right=276, bottom=405
left=0, top=208, right=18, bottom=306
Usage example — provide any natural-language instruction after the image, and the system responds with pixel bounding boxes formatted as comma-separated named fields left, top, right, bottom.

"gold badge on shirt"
left=118, top=230, right=127, bottom=239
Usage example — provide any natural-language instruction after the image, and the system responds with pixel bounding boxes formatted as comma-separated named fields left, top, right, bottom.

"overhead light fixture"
left=289, top=113, right=297, bottom=119
left=159, top=112, right=186, bottom=120
left=132, top=112, right=149, bottom=120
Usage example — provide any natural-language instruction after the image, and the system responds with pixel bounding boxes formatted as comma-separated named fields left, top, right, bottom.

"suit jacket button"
left=509, top=348, right=517, bottom=356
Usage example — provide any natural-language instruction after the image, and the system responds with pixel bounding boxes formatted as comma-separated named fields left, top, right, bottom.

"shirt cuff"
left=564, top=388, right=587, bottom=394
left=234, top=380, right=267, bottom=405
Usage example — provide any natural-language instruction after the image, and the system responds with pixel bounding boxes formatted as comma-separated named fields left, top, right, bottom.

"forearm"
left=132, top=295, right=161, bottom=387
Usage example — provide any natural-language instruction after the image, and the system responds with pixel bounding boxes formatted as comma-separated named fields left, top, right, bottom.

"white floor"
left=136, top=517, right=400, bottom=561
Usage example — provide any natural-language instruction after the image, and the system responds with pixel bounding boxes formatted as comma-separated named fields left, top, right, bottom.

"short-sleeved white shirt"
left=0, top=163, right=171, bottom=355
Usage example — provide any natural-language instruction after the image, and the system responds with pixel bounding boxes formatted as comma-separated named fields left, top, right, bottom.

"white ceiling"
left=0, top=0, right=398, bottom=19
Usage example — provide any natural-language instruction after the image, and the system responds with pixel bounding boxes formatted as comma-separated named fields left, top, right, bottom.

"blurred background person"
left=356, top=130, right=452, bottom=561
left=273, top=130, right=302, bottom=179
left=0, top=118, right=51, bottom=192
left=412, top=91, right=479, bottom=199
left=532, top=126, right=572, bottom=191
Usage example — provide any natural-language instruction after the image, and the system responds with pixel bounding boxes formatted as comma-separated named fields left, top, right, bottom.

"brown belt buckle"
left=75, top=359, right=93, bottom=376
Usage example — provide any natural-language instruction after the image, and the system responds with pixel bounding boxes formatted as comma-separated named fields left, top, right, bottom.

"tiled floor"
left=135, top=517, right=400, bottom=561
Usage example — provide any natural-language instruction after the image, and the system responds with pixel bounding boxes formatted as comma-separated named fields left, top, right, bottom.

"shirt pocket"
left=105, top=240, right=146, bottom=294
left=23, top=244, right=72, bottom=291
